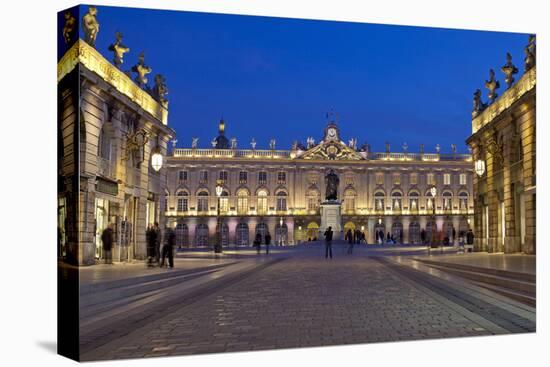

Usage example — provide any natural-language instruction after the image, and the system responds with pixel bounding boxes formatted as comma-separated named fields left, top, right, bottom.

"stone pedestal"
left=320, top=201, right=343, bottom=240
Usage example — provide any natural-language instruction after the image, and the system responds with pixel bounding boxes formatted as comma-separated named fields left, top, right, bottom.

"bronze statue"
left=524, top=35, right=536, bottom=71
left=501, top=52, right=518, bottom=89
left=62, top=11, right=76, bottom=44
left=485, top=69, right=500, bottom=104
left=132, top=52, right=152, bottom=88
left=151, top=74, right=168, bottom=108
left=108, top=32, right=130, bottom=68
left=325, top=169, right=339, bottom=201
left=82, top=6, right=100, bottom=47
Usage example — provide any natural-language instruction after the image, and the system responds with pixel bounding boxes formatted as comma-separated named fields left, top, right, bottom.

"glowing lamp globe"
left=151, top=151, right=163, bottom=171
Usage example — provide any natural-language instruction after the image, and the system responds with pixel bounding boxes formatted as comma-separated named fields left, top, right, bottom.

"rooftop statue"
left=269, top=139, right=276, bottom=150
left=132, top=52, right=153, bottom=88
left=348, top=138, right=357, bottom=150
left=151, top=74, right=169, bottom=108
left=306, top=136, right=315, bottom=149
left=191, top=137, right=198, bottom=149
left=472, top=89, right=486, bottom=115
left=250, top=138, right=257, bottom=150
left=82, top=6, right=100, bottom=47
left=524, top=35, right=536, bottom=71
left=62, top=11, right=76, bottom=44
left=230, top=138, right=237, bottom=149
left=485, top=69, right=500, bottom=104
left=108, top=32, right=130, bottom=69
left=501, top=52, right=518, bottom=89
left=325, top=169, right=340, bottom=201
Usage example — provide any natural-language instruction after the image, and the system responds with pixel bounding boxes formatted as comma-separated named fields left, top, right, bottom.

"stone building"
left=58, top=8, right=174, bottom=265
left=466, top=36, right=536, bottom=254
left=166, top=119, right=474, bottom=247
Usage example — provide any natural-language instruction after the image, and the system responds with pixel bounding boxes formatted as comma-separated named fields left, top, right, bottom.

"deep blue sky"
left=74, top=5, right=528, bottom=153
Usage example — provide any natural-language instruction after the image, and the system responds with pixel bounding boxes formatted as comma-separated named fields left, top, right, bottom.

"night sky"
left=71, top=5, right=529, bottom=153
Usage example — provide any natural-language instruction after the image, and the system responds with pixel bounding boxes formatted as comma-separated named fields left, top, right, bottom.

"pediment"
left=296, top=140, right=365, bottom=161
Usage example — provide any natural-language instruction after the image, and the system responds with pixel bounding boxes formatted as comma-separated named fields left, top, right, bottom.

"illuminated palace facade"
left=165, top=119, right=474, bottom=247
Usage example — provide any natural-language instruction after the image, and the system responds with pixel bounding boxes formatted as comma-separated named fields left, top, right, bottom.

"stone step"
left=413, top=258, right=535, bottom=283
left=417, top=262, right=535, bottom=296
left=469, top=280, right=536, bottom=307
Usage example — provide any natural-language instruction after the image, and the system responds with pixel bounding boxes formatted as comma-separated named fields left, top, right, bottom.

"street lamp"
left=214, top=180, right=223, bottom=254
left=279, top=217, right=284, bottom=245
left=151, top=137, right=164, bottom=172
left=475, top=159, right=486, bottom=177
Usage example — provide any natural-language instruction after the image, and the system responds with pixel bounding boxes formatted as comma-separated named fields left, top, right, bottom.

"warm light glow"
left=475, top=159, right=486, bottom=177
left=430, top=187, right=437, bottom=197
left=378, top=218, right=382, bottom=225
left=151, top=152, right=163, bottom=171
left=215, top=185, right=223, bottom=197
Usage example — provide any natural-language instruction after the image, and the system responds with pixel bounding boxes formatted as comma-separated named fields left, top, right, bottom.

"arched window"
left=458, top=191, right=468, bottom=210
left=195, top=223, right=209, bottom=246
left=374, top=192, right=385, bottom=211
left=276, top=191, right=287, bottom=212
left=175, top=223, right=189, bottom=248
left=177, top=191, right=188, bottom=212
left=307, top=189, right=320, bottom=212
left=237, top=188, right=249, bottom=215
left=197, top=191, right=209, bottom=213
left=236, top=223, right=249, bottom=246
left=391, top=191, right=402, bottom=211
left=409, top=222, right=421, bottom=244
left=344, top=189, right=356, bottom=213
left=409, top=191, right=419, bottom=211
left=219, top=222, right=229, bottom=246
left=442, top=191, right=453, bottom=211
left=275, top=222, right=288, bottom=245
left=219, top=190, right=229, bottom=213
left=426, top=189, right=437, bottom=210
left=256, top=222, right=268, bottom=243
left=392, top=221, right=403, bottom=243
left=257, top=189, right=268, bottom=215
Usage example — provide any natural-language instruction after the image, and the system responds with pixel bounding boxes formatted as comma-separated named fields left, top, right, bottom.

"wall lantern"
left=475, top=159, right=486, bottom=177
left=215, top=179, right=224, bottom=197
left=151, top=136, right=163, bottom=172
left=378, top=218, right=382, bottom=225
left=430, top=186, right=437, bottom=198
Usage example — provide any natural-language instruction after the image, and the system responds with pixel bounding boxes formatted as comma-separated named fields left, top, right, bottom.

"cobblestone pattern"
left=83, top=255, right=501, bottom=360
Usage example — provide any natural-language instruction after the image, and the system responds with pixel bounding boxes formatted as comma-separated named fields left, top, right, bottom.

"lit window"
left=258, top=171, right=267, bottom=185
left=376, top=173, right=384, bottom=185
left=177, top=191, right=188, bottom=212
left=237, top=189, right=249, bottom=215
left=219, top=191, right=229, bottom=213
left=459, top=173, right=467, bottom=185
left=277, top=171, right=286, bottom=184
left=444, top=173, right=451, bottom=185
left=257, top=190, right=268, bottom=214
left=393, top=173, right=400, bottom=185
left=410, top=173, right=418, bottom=185
left=276, top=191, right=287, bottom=211
left=197, top=191, right=209, bottom=212
left=239, top=171, right=248, bottom=184
left=218, top=170, right=228, bottom=183
left=427, top=173, right=435, bottom=186
left=199, top=170, right=208, bottom=184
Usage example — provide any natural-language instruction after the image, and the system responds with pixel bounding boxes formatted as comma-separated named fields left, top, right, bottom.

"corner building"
left=166, top=120, right=474, bottom=247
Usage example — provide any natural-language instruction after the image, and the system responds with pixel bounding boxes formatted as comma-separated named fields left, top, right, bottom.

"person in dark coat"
left=420, top=228, right=426, bottom=244
left=254, top=233, right=262, bottom=254
left=346, top=229, right=353, bottom=244
left=161, top=225, right=175, bottom=268
left=146, top=225, right=156, bottom=267
left=101, top=223, right=114, bottom=264
left=324, top=226, right=333, bottom=259
left=153, top=222, right=161, bottom=264
left=466, top=229, right=474, bottom=245
left=347, top=229, right=354, bottom=255
left=265, top=231, right=271, bottom=254
left=386, top=232, right=391, bottom=243
left=452, top=227, right=456, bottom=244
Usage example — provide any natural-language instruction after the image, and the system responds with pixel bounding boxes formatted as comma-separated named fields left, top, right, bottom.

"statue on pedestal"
left=82, top=6, right=100, bottom=47
left=151, top=74, right=169, bottom=108
left=485, top=69, right=500, bottom=104
left=501, top=52, right=518, bottom=89
left=132, top=52, right=152, bottom=88
left=108, top=32, right=130, bottom=68
left=325, top=169, right=339, bottom=201
left=473, top=89, right=486, bottom=115
left=524, top=35, right=536, bottom=71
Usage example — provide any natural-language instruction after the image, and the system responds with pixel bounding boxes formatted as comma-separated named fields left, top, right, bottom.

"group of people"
left=146, top=222, right=176, bottom=268
left=100, top=222, right=176, bottom=268
left=344, top=228, right=366, bottom=254
left=253, top=231, right=272, bottom=254
left=374, top=230, right=403, bottom=244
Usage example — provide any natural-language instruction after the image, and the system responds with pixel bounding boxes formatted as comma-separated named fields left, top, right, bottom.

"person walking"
left=466, top=229, right=475, bottom=251
left=153, top=222, right=161, bottom=264
left=324, top=226, right=333, bottom=259
left=254, top=233, right=262, bottom=254
left=161, top=225, right=175, bottom=268
left=146, top=225, right=156, bottom=267
left=347, top=231, right=355, bottom=255
left=420, top=228, right=426, bottom=244
left=101, top=223, right=114, bottom=265
left=265, top=231, right=271, bottom=254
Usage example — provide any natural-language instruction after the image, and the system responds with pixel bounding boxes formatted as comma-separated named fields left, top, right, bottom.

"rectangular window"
left=218, top=170, right=228, bottom=183
left=308, top=197, right=319, bottom=211
left=177, top=198, right=188, bottom=212
left=427, top=173, right=435, bottom=186
left=410, top=173, right=418, bottom=185
left=258, top=171, right=267, bottom=185
left=443, top=173, right=451, bottom=185
left=376, top=173, right=384, bottom=185
left=242, top=172, right=249, bottom=183
left=277, top=171, right=286, bottom=184
left=197, top=197, right=208, bottom=212
left=345, top=174, right=354, bottom=186
left=459, top=173, right=467, bottom=185
left=178, top=170, right=188, bottom=183
left=199, top=170, right=208, bottom=184
left=393, top=173, right=400, bottom=185
left=219, top=197, right=229, bottom=213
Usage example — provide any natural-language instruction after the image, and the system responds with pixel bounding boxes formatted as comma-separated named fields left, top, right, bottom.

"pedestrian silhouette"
left=324, top=226, right=333, bottom=259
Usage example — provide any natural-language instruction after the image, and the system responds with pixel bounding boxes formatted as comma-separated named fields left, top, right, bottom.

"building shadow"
left=36, top=340, right=57, bottom=354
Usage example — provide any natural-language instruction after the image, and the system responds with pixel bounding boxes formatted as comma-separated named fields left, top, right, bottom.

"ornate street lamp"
left=214, top=179, right=224, bottom=254
left=151, top=136, right=163, bottom=172
left=475, top=159, right=486, bottom=177
left=430, top=186, right=437, bottom=253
